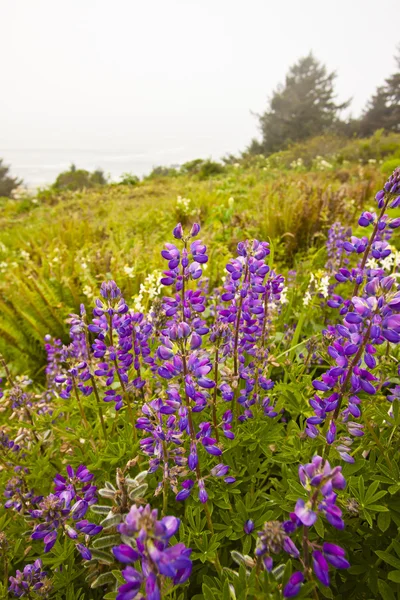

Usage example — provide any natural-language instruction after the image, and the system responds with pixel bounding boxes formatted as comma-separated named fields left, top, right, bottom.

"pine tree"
left=0, top=159, right=22, bottom=198
left=253, top=53, right=349, bottom=155
left=360, top=47, right=400, bottom=136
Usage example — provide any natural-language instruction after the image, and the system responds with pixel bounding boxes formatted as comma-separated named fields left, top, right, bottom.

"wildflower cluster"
left=30, top=465, right=101, bottom=559
left=112, top=504, right=192, bottom=599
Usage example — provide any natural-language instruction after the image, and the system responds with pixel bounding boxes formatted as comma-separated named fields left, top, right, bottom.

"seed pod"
left=128, top=483, right=148, bottom=499
left=104, top=481, right=116, bottom=491
left=99, top=489, right=117, bottom=499
left=90, top=504, right=111, bottom=515
left=91, top=572, right=116, bottom=588
left=133, top=471, right=148, bottom=485
left=90, top=549, right=114, bottom=565
left=92, top=534, right=121, bottom=549
left=100, top=513, right=122, bottom=529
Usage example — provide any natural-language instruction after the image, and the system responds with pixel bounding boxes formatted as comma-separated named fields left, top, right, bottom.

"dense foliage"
left=0, top=161, right=400, bottom=600
left=53, top=164, right=107, bottom=192
left=0, top=159, right=22, bottom=199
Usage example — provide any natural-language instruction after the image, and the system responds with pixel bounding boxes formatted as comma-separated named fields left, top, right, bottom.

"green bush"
left=53, top=164, right=107, bottom=191
left=118, top=172, right=140, bottom=186
left=198, top=159, right=225, bottom=179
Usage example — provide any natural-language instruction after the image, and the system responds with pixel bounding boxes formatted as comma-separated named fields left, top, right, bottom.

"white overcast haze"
left=0, top=0, right=399, bottom=183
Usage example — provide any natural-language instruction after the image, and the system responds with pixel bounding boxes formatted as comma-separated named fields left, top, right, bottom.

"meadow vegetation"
left=0, top=133, right=399, bottom=599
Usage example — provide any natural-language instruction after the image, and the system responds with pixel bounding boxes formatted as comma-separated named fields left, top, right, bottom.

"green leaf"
left=314, top=517, right=324, bottom=538
left=242, top=535, right=252, bottom=556
left=378, top=579, right=396, bottom=600
left=358, top=476, right=365, bottom=501
left=222, top=579, right=231, bottom=600
left=388, top=571, right=400, bottom=583
left=92, top=534, right=121, bottom=549
left=202, top=583, right=217, bottom=600
left=364, top=480, right=380, bottom=503
left=378, top=512, right=391, bottom=532
left=91, top=572, right=115, bottom=588
left=375, top=551, right=400, bottom=570
left=367, top=504, right=389, bottom=512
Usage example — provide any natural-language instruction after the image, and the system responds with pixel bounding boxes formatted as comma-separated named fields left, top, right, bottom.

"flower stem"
left=212, top=348, right=220, bottom=443
left=90, top=375, right=107, bottom=440
left=231, top=264, right=249, bottom=418
left=82, top=313, right=107, bottom=440
left=72, top=378, right=90, bottom=430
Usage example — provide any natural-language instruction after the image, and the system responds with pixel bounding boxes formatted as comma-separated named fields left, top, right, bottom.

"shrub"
left=198, top=159, right=225, bottom=179
left=0, top=159, right=22, bottom=198
left=53, top=164, right=107, bottom=191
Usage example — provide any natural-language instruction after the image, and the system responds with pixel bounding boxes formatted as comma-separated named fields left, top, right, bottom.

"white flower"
left=280, top=287, right=288, bottom=304
left=123, top=265, right=135, bottom=278
left=83, top=285, right=94, bottom=299
left=303, top=291, right=312, bottom=307
left=176, top=195, right=191, bottom=215
left=318, top=275, right=330, bottom=299
left=132, top=270, right=163, bottom=311
left=380, top=254, right=395, bottom=272
left=366, top=258, right=379, bottom=269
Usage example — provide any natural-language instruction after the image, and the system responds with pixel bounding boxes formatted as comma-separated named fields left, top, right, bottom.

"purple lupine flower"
left=251, top=456, right=349, bottom=596
left=313, top=550, right=330, bottom=586
left=283, top=572, right=304, bottom=598
left=9, top=559, right=52, bottom=598
left=4, top=473, right=42, bottom=514
left=113, top=504, right=192, bottom=599
left=30, top=466, right=101, bottom=558
left=244, top=519, right=254, bottom=534
left=308, top=273, right=400, bottom=453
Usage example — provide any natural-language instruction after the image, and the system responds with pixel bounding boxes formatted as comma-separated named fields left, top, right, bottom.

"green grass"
left=0, top=143, right=396, bottom=375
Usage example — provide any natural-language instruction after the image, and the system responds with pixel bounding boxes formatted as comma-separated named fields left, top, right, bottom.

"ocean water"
left=1, top=147, right=188, bottom=188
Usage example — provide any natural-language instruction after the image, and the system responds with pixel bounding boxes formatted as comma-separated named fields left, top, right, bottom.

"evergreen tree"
left=0, top=159, right=22, bottom=198
left=253, top=53, right=349, bottom=155
left=360, top=47, right=400, bottom=136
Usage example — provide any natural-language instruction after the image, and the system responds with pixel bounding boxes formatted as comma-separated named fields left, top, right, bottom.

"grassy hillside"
left=0, top=132, right=399, bottom=374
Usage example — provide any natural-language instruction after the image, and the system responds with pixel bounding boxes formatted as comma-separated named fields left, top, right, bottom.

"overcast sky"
left=1, top=0, right=399, bottom=162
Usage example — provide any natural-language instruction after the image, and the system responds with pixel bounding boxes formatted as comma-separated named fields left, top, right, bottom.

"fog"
left=0, top=0, right=398, bottom=182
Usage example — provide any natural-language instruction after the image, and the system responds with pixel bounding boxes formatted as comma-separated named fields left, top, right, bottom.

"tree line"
left=249, top=46, right=400, bottom=156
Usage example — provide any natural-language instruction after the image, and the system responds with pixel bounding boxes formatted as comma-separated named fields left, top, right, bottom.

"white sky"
left=0, top=0, right=399, bottom=161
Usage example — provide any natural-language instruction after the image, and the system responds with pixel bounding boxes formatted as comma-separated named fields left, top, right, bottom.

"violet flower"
left=112, top=504, right=192, bottom=599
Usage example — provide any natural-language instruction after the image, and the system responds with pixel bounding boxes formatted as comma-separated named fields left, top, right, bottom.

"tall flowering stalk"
left=233, top=456, right=350, bottom=598
left=307, top=168, right=400, bottom=460
left=156, top=223, right=226, bottom=533
left=218, top=241, right=284, bottom=421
